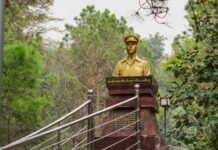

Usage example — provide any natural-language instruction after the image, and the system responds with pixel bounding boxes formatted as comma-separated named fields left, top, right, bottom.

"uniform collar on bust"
left=121, top=55, right=141, bottom=65
left=121, top=56, right=141, bottom=62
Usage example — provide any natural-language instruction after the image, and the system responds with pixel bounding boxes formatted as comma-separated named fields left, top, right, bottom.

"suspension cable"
left=0, top=100, right=90, bottom=150
left=125, top=141, right=140, bottom=150
left=40, top=141, right=63, bottom=150
left=67, top=109, right=138, bottom=140
left=20, top=100, right=90, bottom=141
left=71, top=137, right=87, bottom=150
left=102, top=131, right=139, bottom=150
left=74, top=120, right=139, bottom=150
left=43, top=108, right=137, bottom=150
left=52, top=114, right=88, bottom=150
left=53, top=126, right=87, bottom=150
left=52, top=110, right=138, bottom=150
left=0, top=96, right=137, bottom=150
left=39, top=126, right=87, bottom=150
left=30, top=126, right=71, bottom=150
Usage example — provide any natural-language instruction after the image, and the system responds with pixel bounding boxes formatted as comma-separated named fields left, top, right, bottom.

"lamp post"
left=160, top=96, right=170, bottom=146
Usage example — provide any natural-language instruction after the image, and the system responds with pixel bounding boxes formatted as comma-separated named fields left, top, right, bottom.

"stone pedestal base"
left=94, top=108, right=162, bottom=150
left=94, top=77, right=163, bottom=150
left=94, top=135, right=161, bottom=150
left=95, top=136, right=137, bottom=150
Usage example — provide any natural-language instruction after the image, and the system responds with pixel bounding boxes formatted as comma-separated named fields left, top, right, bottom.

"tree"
left=164, top=0, right=218, bottom=149
left=144, top=33, right=171, bottom=95
left=0, top=0, right=57, bottom=146
left=4, top=0, right=55, bottom=46
left=39, top=47, right=85, bottom=118
left=0, top=43, right=50, bottom=145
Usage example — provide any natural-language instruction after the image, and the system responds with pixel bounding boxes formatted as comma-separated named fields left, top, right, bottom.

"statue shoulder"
left=136, top=57, right=149, bottom=64
left=142, top=59, right=149, bottom=64
left=136, top=57, right=151, bottom=75
left=117, top=58, right=126, bottom=64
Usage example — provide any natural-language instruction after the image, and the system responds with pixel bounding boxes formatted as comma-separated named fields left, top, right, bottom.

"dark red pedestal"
left=94, top=76, right=163, bottom=150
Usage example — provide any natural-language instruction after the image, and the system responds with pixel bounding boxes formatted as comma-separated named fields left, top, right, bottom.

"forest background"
left=0, top=0, right=217, bottom=150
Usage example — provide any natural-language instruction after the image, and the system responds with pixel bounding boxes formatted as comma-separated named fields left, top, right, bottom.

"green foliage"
left=3, top=44, right=43, bottom=91
left=186, top=0, right=218, bottom=49
left=39, top=49, right=84, bottom=117
left=144, top=33, right=170, bottom=95
left=0, top=43, right=50, bottom=145
left=1, top=0, right=57, bottom=145
left=165, top=35, right=217, bottom=149
left=63, top=5, right=133, bottom=66
left=164, top=1, right=218, bottom=149
left=4, top=0, right=54, bottom=45
left=1, top=0, right=59, bottom=147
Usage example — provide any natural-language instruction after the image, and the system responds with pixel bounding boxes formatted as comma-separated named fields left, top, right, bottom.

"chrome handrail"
left=0, top=100, right=91, bottom=150
left=21, top=100, right=91, bottom=140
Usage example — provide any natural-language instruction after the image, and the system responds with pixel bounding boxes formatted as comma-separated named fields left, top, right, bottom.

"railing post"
left=72, top=137, right=75, bottom=147
left=87, top=89, right=94, bottom=150
left=134, top=84, right=141, bottom=150
left=164, top=107, right=167, bottom=145
left=57, top=123, right=61, bottom=150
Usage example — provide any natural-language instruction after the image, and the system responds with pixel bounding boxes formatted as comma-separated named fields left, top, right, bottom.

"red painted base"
left=94, top=135, right=161, bottom=150
left=94, top=77, right=163, bottom=150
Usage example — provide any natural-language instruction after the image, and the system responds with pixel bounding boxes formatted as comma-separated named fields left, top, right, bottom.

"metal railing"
left=30, top=126, right=72, bottom=150
left=0, top=99, right=91, bottom=150
left=0, top=84, right=141, bottom=150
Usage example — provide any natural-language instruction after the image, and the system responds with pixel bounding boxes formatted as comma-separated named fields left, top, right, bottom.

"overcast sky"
left=45, top=0, right=189, bottom=54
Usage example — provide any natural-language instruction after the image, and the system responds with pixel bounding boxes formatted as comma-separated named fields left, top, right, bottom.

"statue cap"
left=124, top=34, right=139, bottom=44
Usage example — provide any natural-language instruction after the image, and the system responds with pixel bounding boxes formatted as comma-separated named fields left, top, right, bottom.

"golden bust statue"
left=112, top=34, right=151, bottom=77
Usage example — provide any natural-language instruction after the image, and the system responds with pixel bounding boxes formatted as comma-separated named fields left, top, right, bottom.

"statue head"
left=124, top=34, right=139, bottom=55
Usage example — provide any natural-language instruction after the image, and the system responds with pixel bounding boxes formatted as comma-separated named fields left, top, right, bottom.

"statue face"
left=126, top=42, right=137, bottom=55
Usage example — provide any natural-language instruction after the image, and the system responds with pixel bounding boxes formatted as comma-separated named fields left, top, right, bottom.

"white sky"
left=45, top=0, right=189, bottom=54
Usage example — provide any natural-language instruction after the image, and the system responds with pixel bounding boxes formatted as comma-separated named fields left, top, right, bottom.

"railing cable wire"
left=0, top=96, right=137, bottom=150
left=30, top=126, right=71, bottom=150
left=74, top=120, right=139, bottom=150
left=52, top=109, right=138, bottom=150
left=66, top=109, right=138, bottom=140
left=0, top=100, right=91, bottom=150
left=53, top=126, right=87, bottom=150
left=71, top=137, right=87, bottom=150
left=45, top=110, right=138, bottom=150
left=20, top=100, right=90, bottom=141
left=102, top=131, right=139, bottom=150
left=40, top=126, right=87, bottom=150
left=125, top=141, right=140, bottom=150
